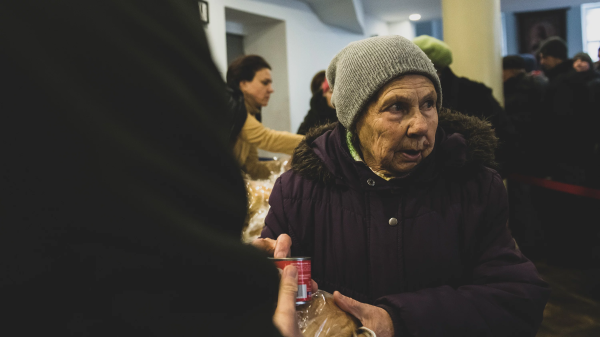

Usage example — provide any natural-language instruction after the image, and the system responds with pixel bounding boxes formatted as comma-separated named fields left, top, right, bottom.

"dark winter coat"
left=440, top=67, right=515, bottom=176
left=503, top=72, right=547, bottom=174
left=540, top=68, right=600, bottom=185
left=261, top=109, right=549, bottom=337
left=543, top=59, right=574, bottom=83
left=297, top=90, right=338, bottom=135
left=1, top=1, right=280, bottom=336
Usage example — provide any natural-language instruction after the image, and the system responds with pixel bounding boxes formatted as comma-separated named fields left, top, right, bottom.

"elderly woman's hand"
left=252, top=234, right=293, bottom=258
left=334, top=291, right=394, bottom=337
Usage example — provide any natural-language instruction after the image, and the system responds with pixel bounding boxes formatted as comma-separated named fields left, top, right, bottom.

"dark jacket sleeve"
left=375, top=173, right=550, bottom=337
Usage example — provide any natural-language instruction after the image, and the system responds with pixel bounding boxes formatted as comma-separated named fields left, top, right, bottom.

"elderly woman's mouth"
left=400, top=150, right=422, bottom=160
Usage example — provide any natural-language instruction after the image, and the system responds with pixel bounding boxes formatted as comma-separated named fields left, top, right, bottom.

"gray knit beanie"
left=327, top=35, right=442, bottom=130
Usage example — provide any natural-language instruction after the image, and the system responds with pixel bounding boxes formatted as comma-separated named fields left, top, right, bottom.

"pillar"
left=442, top=0, right=504, bottom=105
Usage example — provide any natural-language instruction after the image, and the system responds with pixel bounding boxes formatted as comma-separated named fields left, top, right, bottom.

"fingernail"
left=284, top=265, right=298, bottom=279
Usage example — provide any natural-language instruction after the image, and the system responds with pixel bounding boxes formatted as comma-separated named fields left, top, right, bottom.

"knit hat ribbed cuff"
left=327, top=35, right=442, bottom=130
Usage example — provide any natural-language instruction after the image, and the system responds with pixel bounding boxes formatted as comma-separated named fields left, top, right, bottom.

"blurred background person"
left=502, top=55, right=546, bottom=258
left=503, top=55, right=547, bottom=175
left=1, top=0, right=305, bottom=335
left=538, top=37, right=572, bottom=83
left=310, top=70, right=327, bottom=95
left=413, top=35, right=515, bottom=177
left=535, top=40, right=600, bottom=267
left=297, top=71, right=337, bottom=135
left=595, top=47, right=600, bottom=71
left=227, top=55, right=303, bottom=179
left=572, top=52, right=595, bottom=73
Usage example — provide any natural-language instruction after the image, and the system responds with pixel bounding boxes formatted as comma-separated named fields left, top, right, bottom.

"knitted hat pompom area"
left=326, top=35, right=443, bottom=130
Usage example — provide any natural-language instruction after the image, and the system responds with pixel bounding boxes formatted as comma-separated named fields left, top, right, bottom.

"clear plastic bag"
left=296, top=291, right=376, bottom=337
left=241, top=161, right=288, bottom=243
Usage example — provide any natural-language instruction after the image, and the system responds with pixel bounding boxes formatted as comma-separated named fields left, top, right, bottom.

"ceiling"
left=363, top=0, right=441, bottom=22
left=362, top=0, right=595, bottom=23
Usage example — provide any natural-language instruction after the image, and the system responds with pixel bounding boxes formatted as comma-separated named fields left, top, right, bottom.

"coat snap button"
left=389, top=218, right=398, bottom=226
left=367, top=178, right=375, bottom=186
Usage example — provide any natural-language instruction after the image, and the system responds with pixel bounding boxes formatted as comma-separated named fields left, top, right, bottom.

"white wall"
left=388, top=20, right=416, bottom=40
left=203, top=0, right=388, bottom=134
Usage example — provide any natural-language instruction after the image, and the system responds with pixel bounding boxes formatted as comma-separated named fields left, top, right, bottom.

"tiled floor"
left=534, top=261, right=600, bottom=337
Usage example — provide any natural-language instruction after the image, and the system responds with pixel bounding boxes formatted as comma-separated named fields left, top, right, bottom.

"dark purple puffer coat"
left=261, top=109, right=550, bottom=337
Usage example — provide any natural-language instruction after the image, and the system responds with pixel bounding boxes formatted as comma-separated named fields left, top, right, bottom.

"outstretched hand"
left=273, top=265, right=303, bottom=337
left=252, top=234, right=292, bottom=258
left=252, top=234, right=318, bottom=292
left=334, top=291, right=394, bottom=337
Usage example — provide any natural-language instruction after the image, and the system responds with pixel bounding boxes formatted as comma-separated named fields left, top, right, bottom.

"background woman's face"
left=240, top=68, right=274, bottom=108
left=355, top=75, right=438, bottom=175
left=573, top=59, right=590, bottom=72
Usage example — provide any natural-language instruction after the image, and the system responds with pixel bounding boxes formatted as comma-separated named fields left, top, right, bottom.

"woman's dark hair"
left=310, top=70, right=326, bottom=94
left=226, top=55, right=271, bottom=91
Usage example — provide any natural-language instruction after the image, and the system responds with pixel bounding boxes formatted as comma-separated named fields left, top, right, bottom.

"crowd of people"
left=3, top=0, right=599, bottom=335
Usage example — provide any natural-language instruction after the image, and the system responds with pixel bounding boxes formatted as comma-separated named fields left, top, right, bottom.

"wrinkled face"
left=573, top=58, right=590, bottom=72
left=355, top=75, right=438, bottom=175
left=539, top=53, right=563, bottom=71
left=239, top=68, right=274, bottom=108
left=323, top=87, right=333, bottom=108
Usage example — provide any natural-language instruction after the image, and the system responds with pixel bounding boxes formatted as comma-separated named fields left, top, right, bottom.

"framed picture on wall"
left=198, top=1, right=209, bottom=24
left=516, top=8, right=567, bottom=55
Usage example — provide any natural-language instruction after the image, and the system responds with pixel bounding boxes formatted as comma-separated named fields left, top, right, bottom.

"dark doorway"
left=226, top=33, right=245, bottom=66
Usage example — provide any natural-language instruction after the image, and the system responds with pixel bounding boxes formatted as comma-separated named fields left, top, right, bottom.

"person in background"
left=595, top=47, right=600, bottom=70
left=310, top=70, right=327, bottom=95
left=502, top=55, right=546, bottom=258
left=502, top=55, right=546, bottom=173
left=536, top=45, right=600, bottom=266
left=227, top=55, right=303, bottom=179
left=297, top=74, right=338, bottom=135
left=1, top=0, right=302, bottom=335
left=413, top=35, right=514, bottom=177
left=537, top=37, right=572, bottom=83
left=573, top=52, right=595, bottom=73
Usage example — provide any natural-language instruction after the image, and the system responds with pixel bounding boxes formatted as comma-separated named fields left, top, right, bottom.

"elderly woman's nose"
left=407, top=111, right=429, bottom=136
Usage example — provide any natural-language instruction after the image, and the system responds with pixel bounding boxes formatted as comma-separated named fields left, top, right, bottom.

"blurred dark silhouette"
left=0, top=0, right=280, bottom=335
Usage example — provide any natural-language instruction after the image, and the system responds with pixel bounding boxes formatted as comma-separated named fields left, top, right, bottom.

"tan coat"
left=233, top=101, right=303, bottom=179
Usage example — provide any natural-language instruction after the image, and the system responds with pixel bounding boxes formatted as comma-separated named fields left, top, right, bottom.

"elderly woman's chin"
left=390, top=148, right=432, bottom=174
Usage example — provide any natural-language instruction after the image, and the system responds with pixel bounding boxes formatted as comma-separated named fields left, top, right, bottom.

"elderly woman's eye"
left=389, top=103, right=404, bottom=113
left=422, top=100, right=434, bottom=109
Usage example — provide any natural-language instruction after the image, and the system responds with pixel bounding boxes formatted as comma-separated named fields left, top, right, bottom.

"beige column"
left=442, top=0, right=504, bottom=106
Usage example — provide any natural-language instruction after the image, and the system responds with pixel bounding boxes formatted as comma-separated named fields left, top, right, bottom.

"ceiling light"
left=409, top=14, right=421, bottom=21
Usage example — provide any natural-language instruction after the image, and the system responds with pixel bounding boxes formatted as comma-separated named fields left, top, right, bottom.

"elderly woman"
left=227, top=55, right=303, bottom=179
left=256, top=36, right=549, bottom=336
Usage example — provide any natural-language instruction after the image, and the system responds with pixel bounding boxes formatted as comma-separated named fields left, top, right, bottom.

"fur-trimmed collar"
left=291, top=108, right=498, bottom=185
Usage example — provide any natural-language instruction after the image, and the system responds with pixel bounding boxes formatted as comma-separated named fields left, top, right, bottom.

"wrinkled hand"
left=334, top=291, right=394, bottom=337
left=252, top=234, right=292, bottom=258
left=253, top=234, right=319, bottom=292
left=273, top=265, right=303, bottom=337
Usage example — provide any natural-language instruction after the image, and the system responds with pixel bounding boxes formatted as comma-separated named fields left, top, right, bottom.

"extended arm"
left=240, top=113, right=303, bottom=155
